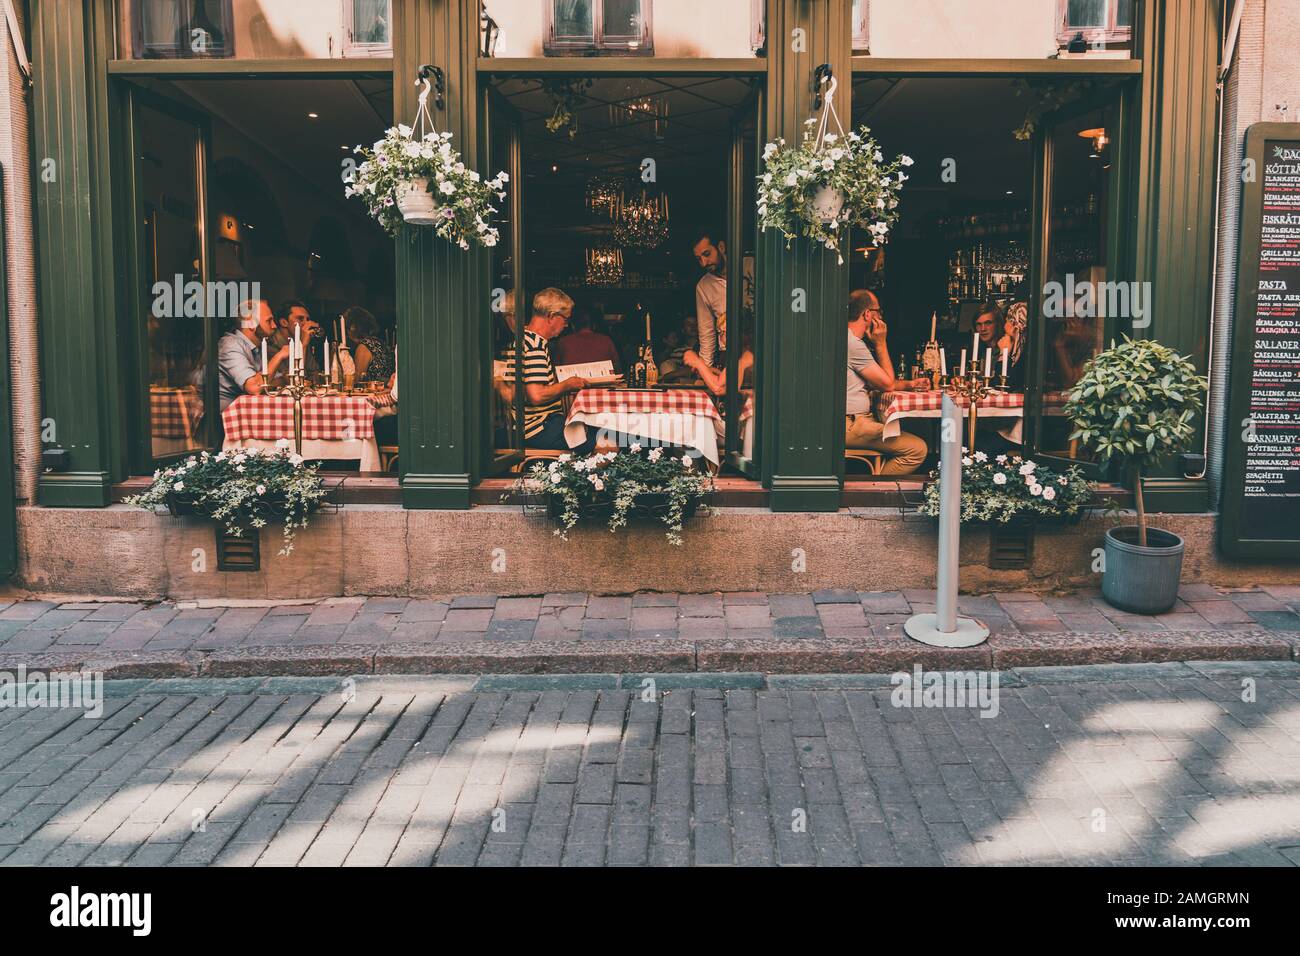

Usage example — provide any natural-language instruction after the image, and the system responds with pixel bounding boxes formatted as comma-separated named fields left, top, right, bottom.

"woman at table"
left=344, top=307, right=395, bottom=384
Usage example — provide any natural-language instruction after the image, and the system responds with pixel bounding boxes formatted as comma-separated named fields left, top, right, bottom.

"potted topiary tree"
left=1065, top=336, right=1208, bottom=614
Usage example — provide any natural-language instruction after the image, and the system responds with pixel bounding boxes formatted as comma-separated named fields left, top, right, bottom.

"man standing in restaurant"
left=845, top=289, right=928, bottom=475
left=217, top=299, right=290, bottom=411
left=691, top=229, right=728, bottom=370
left=505, top=287, right=596, bottom=451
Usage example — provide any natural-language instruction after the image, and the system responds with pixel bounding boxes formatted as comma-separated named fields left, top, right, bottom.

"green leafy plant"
left=124, top=444, right=330, bottom=555
left=1064, top=336, right=1208, bottom=546
left=757, top=120, right=911, bottom=263
left=1011, top=77, right=1107, bottom=140
left=919, top=450, right=1092, bottom=524
left=512, top=446, right=713, bottom=545
left=346, top=126, right=507, bottom=246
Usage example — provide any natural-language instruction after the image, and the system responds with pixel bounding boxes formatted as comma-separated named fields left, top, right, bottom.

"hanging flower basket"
left=394, top=177, right=441, bottom=225
left=346, top=74, right=507, bottom=247
left=758, top=74, right=912, bottom=263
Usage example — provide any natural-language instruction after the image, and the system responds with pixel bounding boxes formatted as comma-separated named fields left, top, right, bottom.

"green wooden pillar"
left=31, top=0, right=127, bottom=506
left=758, top=0, right=852, bottom=512
left=392, top=0, right=487, bottom=509
left=1128, top=0, right=1218, bottom=510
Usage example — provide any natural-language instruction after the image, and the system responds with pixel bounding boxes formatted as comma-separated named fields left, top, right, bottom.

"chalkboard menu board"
left=1221, top=124, right=1300, bottom=559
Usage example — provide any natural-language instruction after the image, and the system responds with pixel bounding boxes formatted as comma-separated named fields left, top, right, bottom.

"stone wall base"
left=12, top=505, right=1300, bottom=601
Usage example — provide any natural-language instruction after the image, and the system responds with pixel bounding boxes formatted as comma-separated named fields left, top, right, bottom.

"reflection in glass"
left=139, top=105, right=208, bottom=458
left=554, top=0, right=595, bottom=40
left=1041, top=106, right=1112, bottom=459
left=350, top=0, right=391, bottom=45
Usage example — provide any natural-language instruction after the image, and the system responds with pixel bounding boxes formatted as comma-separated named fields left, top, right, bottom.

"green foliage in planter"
left=1064, top=336, right=1207, bottom=544
left=512, top=446, right=713, bottom=545
left=918, top=450, right=1091, bottom=525
left=124, top=444, right=330, bottom=555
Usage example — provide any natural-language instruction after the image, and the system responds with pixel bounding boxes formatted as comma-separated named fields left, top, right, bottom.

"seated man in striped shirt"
left=502, top=287, right=596, bottom=451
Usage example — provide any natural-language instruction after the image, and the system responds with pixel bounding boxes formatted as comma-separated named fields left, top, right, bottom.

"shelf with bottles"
left=938, top=196, right=1102, bottom=242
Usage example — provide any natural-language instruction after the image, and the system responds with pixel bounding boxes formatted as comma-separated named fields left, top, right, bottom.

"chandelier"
left=614, top=190, right=670, bottom=250
left=585, top=175, right=622, bottom=219
left=585, top=246, right=624, bottom=286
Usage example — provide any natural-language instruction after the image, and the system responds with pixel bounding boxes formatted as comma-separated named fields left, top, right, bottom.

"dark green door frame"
left=0, top=171, right=17, bottom=576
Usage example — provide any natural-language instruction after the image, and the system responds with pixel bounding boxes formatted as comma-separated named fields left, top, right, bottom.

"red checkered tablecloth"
left=150, top=386, right=203, bottom=440
left=568, top=388, right=722, bottom=421
left=222, top=395, right=376, bottom=442
left=875, top=389, right=1025, bottom=439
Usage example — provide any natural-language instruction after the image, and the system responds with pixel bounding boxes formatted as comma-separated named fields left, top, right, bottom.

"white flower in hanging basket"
left=346, top=81, right=507, bottom=247
left=757, top=77, right=910, bottom=264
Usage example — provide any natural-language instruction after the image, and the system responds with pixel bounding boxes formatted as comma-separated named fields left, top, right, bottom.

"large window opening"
left=131, top=75, right=396, bottom=471
left=846, top=76, right=1122, bottom=477
left=485, top=74, right=760, bottom=478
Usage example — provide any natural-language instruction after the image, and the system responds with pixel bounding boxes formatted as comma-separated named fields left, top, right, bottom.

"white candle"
left=1001, top=346, right=1009, bottom=378
left=930, top=312, right=937, bottom=343
left=959, top=348, right=967, bottom=373
left=940, top=348, right=947, bottom=377
left=261, top=338, right=268, bottom=375
left=324, top=339, right=330, bottom=379
left=984, top=348, right=992, bottom=377
left=972, top=330, right=979, bottom=362
left=341, top=316, right=347, bottom=349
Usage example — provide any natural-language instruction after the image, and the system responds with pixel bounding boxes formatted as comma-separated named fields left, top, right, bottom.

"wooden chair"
left=845, top=448, right=884, bottom=475
left=379, top=445, right=399, bottom=473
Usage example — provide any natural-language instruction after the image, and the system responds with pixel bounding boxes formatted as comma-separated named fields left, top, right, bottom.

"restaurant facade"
left=1, top=0, right=1298, bottom=598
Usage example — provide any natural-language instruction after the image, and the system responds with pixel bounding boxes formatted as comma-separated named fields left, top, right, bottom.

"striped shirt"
left=501, top=329, right=563, bottom=439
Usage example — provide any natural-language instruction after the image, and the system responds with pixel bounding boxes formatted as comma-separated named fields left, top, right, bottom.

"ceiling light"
left=1078, top=127, right=1108, bottom=152
left=308, top=112, right=319, bottom=119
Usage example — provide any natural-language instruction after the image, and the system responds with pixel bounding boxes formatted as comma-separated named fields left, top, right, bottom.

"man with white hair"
left=217, top=298, right=289, bottom=411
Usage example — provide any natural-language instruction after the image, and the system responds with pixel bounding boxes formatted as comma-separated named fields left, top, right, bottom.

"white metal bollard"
left=904, top=393, right=989, bottom=647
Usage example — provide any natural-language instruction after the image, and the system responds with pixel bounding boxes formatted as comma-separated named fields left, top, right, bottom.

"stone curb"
left=0, top=629, right=1296, bottom=677
left=373, top=639, right=697, bottom=674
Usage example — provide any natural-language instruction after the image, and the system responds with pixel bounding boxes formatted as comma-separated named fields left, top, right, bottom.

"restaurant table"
left=222, top=393, right=381, bottom=470
left=565, top=387, right=731, bottom=465
left=876, top=389, right=1026, bottom=443
left=150, top=385, right=203, bottom=457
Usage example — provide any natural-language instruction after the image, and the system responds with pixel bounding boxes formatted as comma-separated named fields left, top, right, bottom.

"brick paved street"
left=1, top=665, right=1299, bottom=866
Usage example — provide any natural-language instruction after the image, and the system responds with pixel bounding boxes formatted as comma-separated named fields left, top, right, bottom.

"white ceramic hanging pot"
left=396, top=177, right=440, bottom=225
left=811, top=185, right=845, bottom=224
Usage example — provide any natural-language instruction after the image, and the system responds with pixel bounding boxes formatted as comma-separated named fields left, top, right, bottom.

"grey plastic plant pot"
left=1101, top=526, right=1185, bottom=615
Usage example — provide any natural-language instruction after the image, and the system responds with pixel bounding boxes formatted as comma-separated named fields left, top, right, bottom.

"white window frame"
left=545, top=0, right=653, bottom=56
left=1057, top=0, right=1134, bottom=47
left=342, top=0, right=393, bottom=58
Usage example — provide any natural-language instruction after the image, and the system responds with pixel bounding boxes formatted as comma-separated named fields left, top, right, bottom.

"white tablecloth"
left=222, top=437, right=381, bottom=472
left=565, top=410, right=721, bottom=465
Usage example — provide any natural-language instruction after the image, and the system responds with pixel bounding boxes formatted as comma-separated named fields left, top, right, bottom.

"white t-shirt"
left=695, top=273, right=727, bottom=367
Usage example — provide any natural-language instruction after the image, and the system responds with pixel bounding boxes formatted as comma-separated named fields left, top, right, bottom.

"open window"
left=545, top=0, right=653, bottom=56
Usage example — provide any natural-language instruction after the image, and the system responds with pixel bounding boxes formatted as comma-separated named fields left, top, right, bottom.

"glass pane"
left=487, top=0, right=755, bottom=57
left=1066, top=0, right=1108, bottom=27
left=138, top=0, right=185, bottom=51
left=1117, top=0, right=1134, bottom=26
left=554, top=0, right=594, bottom=39
left=351, top=0, right=390, bottom=45
left=603, top=0, right=642, bottom=39
left=488, top=101, right=523, bottom=460
left=139, top=105, right=208, bottom=459
left=1040, top=105, right=1113, bottom=460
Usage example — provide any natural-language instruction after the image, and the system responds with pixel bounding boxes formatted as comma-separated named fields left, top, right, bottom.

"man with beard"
left=691, top=229, right=728, bottom=370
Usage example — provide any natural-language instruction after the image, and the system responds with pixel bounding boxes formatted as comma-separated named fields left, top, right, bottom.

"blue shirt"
left=218, top=331, right=261, bottom=411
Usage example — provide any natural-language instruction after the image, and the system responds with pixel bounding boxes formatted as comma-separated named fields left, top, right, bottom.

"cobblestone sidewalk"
left=2, top=584, right=1298, bottom=652
left=1, top=665, right=1299, bottom=866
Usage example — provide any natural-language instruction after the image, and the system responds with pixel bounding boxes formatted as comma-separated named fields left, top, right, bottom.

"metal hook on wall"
left=417, top=64, right=446, bottom=110
left=812, top=63, right=833, bottom=112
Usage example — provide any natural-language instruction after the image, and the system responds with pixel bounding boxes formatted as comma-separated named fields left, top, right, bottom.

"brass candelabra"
left=265, top=371, right=331, bottom=457
left=941, top=362, right=1008, bottom=452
